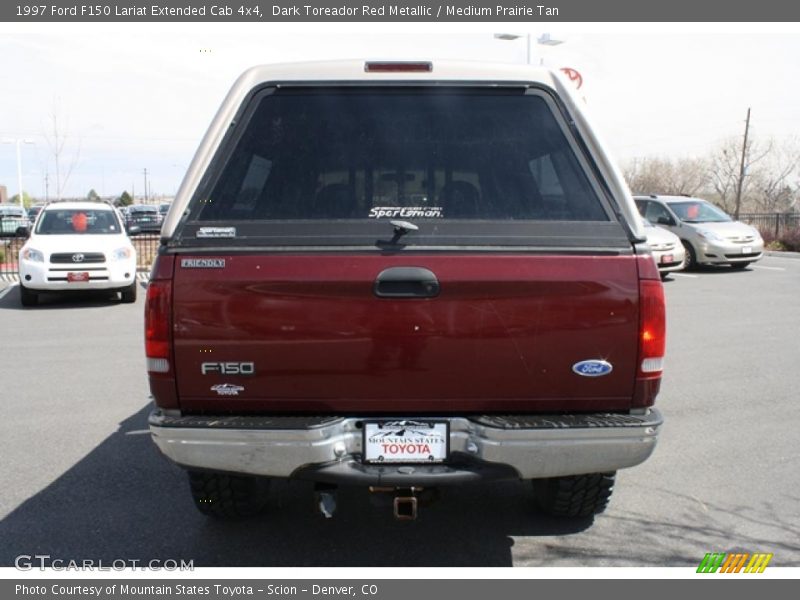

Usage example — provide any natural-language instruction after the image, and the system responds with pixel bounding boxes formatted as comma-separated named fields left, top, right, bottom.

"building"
left=0, top=185, right=7, bottom=203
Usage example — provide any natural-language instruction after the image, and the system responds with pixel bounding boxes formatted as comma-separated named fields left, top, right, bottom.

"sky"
left=1, top=22, right=799, bottom=201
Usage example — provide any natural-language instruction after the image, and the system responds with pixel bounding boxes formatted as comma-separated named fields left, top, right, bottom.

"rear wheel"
left=532, top=472, right=616, bottom=517
left=681, top=241, right=697, bottom=271
left=188, top=471, right=270, bottom=518
left=730, top=262, right=750, bottom=270
left=19, top=284, right=38, bottom=307
left=119, top=281, right=138, bottom=303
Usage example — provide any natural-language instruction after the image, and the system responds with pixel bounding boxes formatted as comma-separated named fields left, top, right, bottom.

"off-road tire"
left=188, top=471, right=270, bottom=519
left=532, top=472, right=616, bottom=517
left=19, top=284, right=38, bottom=307
left=120, top=281, right=138, bottom=303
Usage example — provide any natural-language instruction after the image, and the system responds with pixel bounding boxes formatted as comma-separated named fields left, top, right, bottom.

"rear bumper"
left=149, top=409, right=662, bottom=484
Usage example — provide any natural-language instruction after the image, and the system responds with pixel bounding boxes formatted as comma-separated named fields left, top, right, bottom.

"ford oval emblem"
left=572, top=360, right=613, bottom=377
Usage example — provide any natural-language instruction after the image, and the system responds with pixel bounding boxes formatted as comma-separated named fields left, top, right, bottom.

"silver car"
left=642, top=218, right=685, bottom=277
left=0, top=204, right=31, bottom=237
left=634, top=195, right=764, bottom=270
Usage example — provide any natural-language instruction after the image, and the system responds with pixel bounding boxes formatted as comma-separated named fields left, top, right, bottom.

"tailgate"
left=171, top=253, right=639, bottom=413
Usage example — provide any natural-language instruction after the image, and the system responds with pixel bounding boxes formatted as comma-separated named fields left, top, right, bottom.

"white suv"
left=18, top=202, right=138, bottom=306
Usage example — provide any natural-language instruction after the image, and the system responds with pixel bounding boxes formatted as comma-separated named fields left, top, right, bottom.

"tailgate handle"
left=374, top=267, right=440, bottom=298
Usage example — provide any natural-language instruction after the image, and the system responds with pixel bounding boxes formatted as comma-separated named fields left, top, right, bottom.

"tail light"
left=638, top=279, right=666, bottom=378
left=145, top=255, right=173, bottom=374
left=145, top=280, right=171, bottom=373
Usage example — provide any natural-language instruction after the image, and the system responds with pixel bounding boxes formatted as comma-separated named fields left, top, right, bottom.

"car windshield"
left=36, top=209, right=122, bottom=235
left=668, top=200, right=731, bottom=223
left=131, top=206, right=157, bottom=215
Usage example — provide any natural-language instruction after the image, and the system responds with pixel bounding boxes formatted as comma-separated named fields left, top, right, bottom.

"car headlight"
left=21, top=248, right=44, bottom=262
left=696, top=229, right=724, bottom=243
left=112, top=247, right=134, bottom=261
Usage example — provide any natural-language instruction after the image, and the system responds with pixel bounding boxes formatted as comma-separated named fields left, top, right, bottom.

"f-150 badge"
left=572, top=360, right=613, bottom=377
left=211, top=383, right=245, bottom=396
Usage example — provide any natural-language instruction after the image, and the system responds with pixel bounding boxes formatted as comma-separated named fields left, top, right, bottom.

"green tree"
left=9, top=192, right=34, bottom=208
left=87, top=188, right=100, bottom=201
left=118, top=191, right=133, bottom=207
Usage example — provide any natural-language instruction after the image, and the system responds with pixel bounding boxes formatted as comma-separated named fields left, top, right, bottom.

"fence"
left=0, top=233, right=160, bottom=280
left=738, top=213, right=800, bottom=238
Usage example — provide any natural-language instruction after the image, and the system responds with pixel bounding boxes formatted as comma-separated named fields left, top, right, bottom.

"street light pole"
left=2, top=138, right=35, bottom=208
left=16, top=141, right=24, bottom=208
left=494, top=32, right=563, bottom=66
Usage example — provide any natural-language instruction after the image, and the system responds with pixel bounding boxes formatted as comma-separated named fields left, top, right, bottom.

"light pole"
left=494, top=32, right=564, bottom=65
left=1, top=138, right=35, bottom=208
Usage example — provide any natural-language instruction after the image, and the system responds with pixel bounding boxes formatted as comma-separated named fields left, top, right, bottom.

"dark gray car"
left=125, top=204, right=162, bottom=234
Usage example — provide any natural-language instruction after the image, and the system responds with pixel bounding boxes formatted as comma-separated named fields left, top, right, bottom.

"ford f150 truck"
left=147, top=60, right=665, bottom=521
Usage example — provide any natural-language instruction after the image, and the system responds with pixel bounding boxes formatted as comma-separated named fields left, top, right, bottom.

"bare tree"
left=622, top=156, right=708, bottom=196
left=43, top=97, right=81, bottom=200
left=708, top=136, right=771, bottom=215
left=748, top=139, right=800, bottom=213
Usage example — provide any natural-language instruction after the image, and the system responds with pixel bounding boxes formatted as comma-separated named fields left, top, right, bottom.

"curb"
left=765, top=250, right=800, bottom=260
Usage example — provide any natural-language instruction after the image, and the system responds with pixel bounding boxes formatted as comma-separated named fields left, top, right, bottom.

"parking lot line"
left=670, top=273, right=698, bottom=278
left=0, top=284, right=17, bottom=301
left=752, top=266, right=786, bottom=271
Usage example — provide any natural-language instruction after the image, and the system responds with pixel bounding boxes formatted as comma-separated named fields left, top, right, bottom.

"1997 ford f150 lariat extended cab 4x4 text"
left=146, top=60, right=666, bottom=521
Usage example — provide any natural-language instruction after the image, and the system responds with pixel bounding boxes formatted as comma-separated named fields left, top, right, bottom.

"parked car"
left=0, top=204, right=31, bottom=237
left=147, top=60, right=665, bottom=522
left=126, top=204, right=162, bottom=233
left=634, top=195, right=763, bottom=269
left=642, top=218, right=685, bottom=277
left=17, top=201, right=138, bottom=306
left=158, top=202, right=171, bottom=218
left=27, top=204, right=46, bottom=225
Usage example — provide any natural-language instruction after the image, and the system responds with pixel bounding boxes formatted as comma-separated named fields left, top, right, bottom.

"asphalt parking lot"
left=0, top=256, right=798, bottom=568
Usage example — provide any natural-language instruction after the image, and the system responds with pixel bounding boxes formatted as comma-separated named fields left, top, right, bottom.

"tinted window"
left=192, top=88, right=608, bottom=224
left=642, top=202, right=674, bottom=224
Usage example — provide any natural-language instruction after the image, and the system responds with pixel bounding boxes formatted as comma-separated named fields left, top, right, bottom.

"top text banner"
left=5, top=0, right=800, bottom=22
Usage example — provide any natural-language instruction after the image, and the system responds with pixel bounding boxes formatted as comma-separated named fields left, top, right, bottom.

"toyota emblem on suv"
left=72, top=253, right=85, bottom=263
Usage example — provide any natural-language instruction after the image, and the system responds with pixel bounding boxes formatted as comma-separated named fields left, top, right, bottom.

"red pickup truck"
left=146, top=61, right=665, bottom=521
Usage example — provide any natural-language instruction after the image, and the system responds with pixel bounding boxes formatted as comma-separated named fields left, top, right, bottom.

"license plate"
left=742, top=246, right=752, bottom=254
left=67, top=272, right=90, bottom=282
left=660, top=254, right=673, bottom=264
left=363, top=421, right=449, bottom=464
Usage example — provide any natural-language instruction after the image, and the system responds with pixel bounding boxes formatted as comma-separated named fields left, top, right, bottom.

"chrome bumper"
left=149, top=409, right=662, bottom=482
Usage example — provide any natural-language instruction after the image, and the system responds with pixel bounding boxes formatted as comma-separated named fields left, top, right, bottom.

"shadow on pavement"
left=0, top=283, right=146, bottom=311
left=0, top=404, right=593, bottom=568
